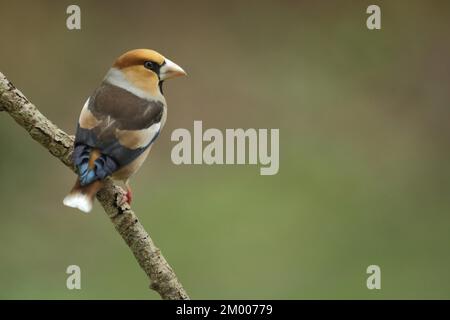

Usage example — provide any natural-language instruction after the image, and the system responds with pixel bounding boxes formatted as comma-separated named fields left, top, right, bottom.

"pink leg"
left=118, top=181, right=132, bottom=206
left=125, top=184, right=133, bottom=204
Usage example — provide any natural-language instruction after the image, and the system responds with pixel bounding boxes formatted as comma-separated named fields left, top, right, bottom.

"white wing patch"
left=79, top=98, right=101, bottom=129
left=115, top=122, right=161, bottom=150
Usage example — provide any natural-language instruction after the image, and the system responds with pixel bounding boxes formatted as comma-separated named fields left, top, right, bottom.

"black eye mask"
left=144, top=60, right=165, bottom=77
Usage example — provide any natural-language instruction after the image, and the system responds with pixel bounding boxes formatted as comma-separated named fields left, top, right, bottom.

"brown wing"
left=75, top=83, right=164, bottom=169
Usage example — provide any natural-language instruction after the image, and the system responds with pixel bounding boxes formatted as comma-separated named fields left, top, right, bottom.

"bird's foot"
left=117, top=189, right=132, bottom=207
left=117, top=181, right=133, bottom=207
left=125, top=188, right=132, bottom=204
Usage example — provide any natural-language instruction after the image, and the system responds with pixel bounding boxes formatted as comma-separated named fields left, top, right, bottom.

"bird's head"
left=111, top=49, right=186, bottom=96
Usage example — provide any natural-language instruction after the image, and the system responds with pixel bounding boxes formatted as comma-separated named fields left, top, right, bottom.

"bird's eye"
left=144, top=61, right=155, bottom=70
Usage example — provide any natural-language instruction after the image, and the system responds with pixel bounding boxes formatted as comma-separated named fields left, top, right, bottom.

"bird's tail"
left=64, top=148, right=104, bottom=213
left=63, top=179, right=103, bottom=213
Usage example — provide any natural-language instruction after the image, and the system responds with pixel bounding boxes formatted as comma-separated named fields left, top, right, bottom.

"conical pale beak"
left=160, top=58, right=186, bottom=80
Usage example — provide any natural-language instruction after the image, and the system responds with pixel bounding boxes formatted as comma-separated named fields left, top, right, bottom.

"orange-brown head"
left=111, top=49, right=186, bottom=96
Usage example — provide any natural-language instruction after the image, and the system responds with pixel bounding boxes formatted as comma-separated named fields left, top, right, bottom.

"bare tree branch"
left=0, top=72, right=189, bottom=300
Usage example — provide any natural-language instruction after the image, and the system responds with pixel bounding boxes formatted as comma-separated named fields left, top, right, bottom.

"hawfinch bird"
left=63, top=49, right=186, bottom=213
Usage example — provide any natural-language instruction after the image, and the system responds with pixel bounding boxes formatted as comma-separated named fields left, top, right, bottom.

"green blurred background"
left=1, top=0, right=450, bottom=299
